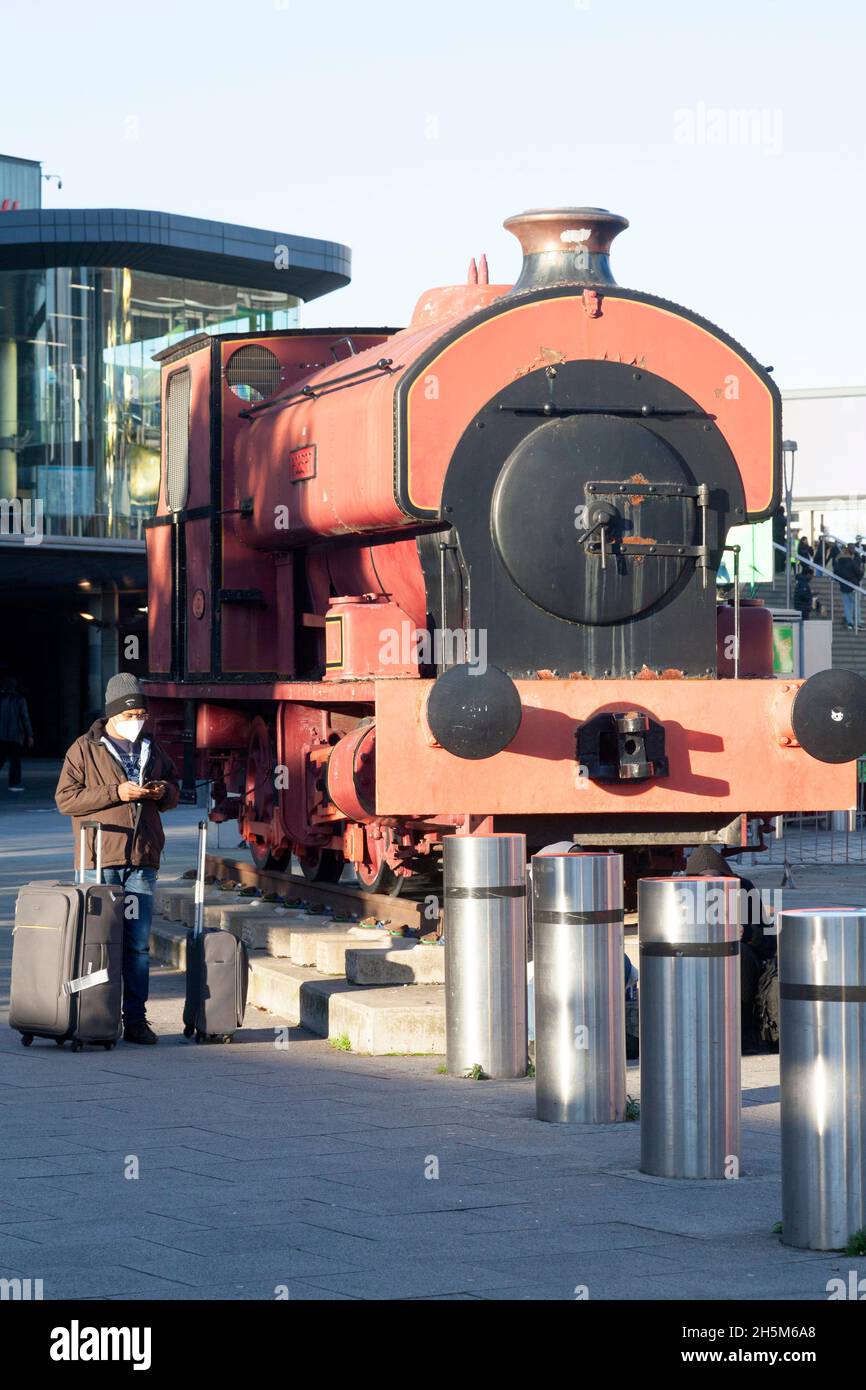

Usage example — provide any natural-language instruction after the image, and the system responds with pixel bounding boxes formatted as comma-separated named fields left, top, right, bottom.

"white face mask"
left=113, top=717, right=145, bottom=742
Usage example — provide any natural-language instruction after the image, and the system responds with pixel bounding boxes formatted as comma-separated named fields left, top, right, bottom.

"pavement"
left=1, top=777, right=865, bottom=1301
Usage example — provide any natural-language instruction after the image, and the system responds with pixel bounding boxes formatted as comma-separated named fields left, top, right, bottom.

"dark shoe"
left=123, top=1020, right=158, bottom=1045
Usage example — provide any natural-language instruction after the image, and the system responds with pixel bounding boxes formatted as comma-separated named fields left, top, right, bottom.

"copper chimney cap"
left=503, top=206, right=629, bottom=294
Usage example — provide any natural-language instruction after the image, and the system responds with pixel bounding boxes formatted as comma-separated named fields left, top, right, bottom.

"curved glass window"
left=0, top=265, right=299, bottom=540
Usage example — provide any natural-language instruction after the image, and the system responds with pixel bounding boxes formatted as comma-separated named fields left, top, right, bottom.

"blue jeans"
left=102, top=867, right=157, bottom=1025
left=842, top=590, right=856, bottom=628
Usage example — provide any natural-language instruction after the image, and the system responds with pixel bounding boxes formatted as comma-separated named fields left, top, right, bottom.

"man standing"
left=55, top=673, right=180, bottom=1044
left=0, top=676, right=33, bottom=791
left=833, top=545, right=863, bottom=630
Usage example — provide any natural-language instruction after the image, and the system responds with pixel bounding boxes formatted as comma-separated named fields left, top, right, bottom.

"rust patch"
left=633, top=666, right=686, bottom=680
left=626, top=472, right=650, bottom=506
left=514, top=346, right=567, bottom=379
left=622, top=535, right=656, bottom=545
left=535, top=668, right=557, bottom=680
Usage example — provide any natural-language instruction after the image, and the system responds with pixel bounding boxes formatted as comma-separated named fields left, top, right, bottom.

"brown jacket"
left=56, top=718, right=181, bottom=871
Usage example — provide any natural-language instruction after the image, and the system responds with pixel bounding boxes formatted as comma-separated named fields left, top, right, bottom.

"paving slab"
left=4, top=804, right=866, bottom=1301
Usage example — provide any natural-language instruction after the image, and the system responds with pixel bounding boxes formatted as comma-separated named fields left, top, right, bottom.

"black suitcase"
left=9, top=822, right=124, bottom=1052
left=183, top=820, right=248, bottom=1043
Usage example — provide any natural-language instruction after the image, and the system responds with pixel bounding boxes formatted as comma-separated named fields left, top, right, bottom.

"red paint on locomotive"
left=143, top=208, right=865, bottom=891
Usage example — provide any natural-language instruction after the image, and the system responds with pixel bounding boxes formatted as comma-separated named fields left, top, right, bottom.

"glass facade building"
left=0, top=264, right=298, bottom=539
left=0, top=155, right=351, bottom=752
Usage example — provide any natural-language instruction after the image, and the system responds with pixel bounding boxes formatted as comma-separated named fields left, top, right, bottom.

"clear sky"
left=1, top=0, right=863, bottom=388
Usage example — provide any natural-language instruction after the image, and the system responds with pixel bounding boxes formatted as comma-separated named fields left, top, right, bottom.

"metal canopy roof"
left=0, top=208, right=351, bottom=301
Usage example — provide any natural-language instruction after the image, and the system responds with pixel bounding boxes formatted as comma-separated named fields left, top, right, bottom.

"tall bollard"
left=778, top=908, right=866, bottom=1250
left=639, top=877, right=741, bottom=1178
left=532, top=852, right=626, bottom=1124
left=443, top=834, right=527, bottom=1079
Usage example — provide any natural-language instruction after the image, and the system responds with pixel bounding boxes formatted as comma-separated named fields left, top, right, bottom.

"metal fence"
left=736, top=756, right=866, bottom=867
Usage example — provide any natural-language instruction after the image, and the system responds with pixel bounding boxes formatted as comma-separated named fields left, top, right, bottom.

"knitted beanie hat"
left=105, top=672, right=147, bottom=719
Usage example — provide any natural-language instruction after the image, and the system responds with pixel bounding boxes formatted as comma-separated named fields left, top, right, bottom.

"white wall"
left=782, top=388, right=866, bottom=540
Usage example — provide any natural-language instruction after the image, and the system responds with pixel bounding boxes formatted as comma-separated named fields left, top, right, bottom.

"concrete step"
left=151, top=918, right=188, bottom=969
left=285, top=921, right=366, bottom=966
left=346, top=943, right=445, bottom=985
left=315, top=932, right=398, bottom=975
left=149, top=920, right=445, bottom=1054
left=231, top=912, right=340, bottom=954
left=250, top=958, right=445, bottom=1053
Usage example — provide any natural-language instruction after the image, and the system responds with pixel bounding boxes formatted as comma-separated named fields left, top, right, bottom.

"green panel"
left=772, top=622, right=796, bottom=675
left=718, top=518, right=774, bottom=585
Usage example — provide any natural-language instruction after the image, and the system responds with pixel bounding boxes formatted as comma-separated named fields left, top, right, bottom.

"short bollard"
left=639, top=876, right=741, bottom=1178
left=779, top=908, right=866, bottom=1250
left=532, top=851, right=625, bottom=1124
left=443, top=833, right=527, bottom=1079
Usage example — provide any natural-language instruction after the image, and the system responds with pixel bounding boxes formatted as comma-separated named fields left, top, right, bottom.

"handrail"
left=773, top=541, right=866, bottom=597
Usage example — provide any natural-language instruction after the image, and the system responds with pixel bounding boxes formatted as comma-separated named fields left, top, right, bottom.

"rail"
left=773, top=540, right=866, bottom=632
left=204, top=853, right=434, bottom=931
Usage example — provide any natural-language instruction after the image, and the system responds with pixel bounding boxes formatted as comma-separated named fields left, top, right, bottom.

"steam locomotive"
left=144, top=206, right=866, bottom=895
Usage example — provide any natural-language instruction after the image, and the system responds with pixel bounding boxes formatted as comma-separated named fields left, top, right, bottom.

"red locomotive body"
left=144, top=208, right=865, bottom=893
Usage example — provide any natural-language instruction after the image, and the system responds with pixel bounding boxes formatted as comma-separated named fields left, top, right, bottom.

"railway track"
left=205, top=854, right=439, bottom=932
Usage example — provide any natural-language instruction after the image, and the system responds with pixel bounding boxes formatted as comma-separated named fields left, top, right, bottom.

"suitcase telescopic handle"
left=79, top=820, right=103, bottom=885
left=193, top=820, right=208, bottom=937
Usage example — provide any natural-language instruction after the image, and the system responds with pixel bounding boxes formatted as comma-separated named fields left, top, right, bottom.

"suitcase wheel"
left=103, top=1042, right=114, bottom=1051
left=20, top=1034, right=33, bottom=1047
left=55, top=1038, right=65, bottom=1047
left=71, top=1041, right=84, bottom=1053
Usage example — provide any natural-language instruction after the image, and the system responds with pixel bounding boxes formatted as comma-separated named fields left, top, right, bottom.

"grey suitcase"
left=9, top=822, right=124, bottom=1051
left=182, top=821, right=248, bottom=1043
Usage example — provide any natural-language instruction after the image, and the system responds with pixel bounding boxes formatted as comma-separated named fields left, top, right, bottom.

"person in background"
left=796, top=534, right=813, bottom=575
left=0, top=676, right=33, bottom=791
left=793, top=568, right=814, bottom=620
left=55, top=673, right=180, bottom=1044
left=833, top=544, right=863, bottom=630
left=685, top=844, right=778, bottom=1052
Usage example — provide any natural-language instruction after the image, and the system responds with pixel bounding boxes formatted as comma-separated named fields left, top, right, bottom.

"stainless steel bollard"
left=443, top=833, right=527, bottom=1079
left=778, top=908, right=866, bottom=1250
left=532, top=852, right=626, bottom=1123
left=639, top=877, right=741, bottom=1178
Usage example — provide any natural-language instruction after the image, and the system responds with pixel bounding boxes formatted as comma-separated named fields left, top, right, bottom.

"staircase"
left=750, top=569, right=866, bottom=679
left=149, top=881, right=446, bottom=1055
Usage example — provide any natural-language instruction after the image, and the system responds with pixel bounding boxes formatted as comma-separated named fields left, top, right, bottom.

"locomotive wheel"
left=249, top=842, right=290, bottom=872
left=356, top=860, right=404, bottom=896
left=244, top=716, right=290, bottom=873
left=355, top=832, right=403, bottom=897
left=299, top=848, right=344, bottom=884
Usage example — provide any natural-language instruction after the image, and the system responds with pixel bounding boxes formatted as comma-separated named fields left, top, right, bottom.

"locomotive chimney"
left=503, top=206, right=629, bottom=294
